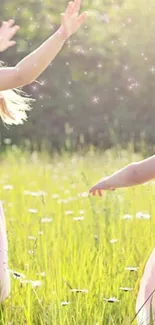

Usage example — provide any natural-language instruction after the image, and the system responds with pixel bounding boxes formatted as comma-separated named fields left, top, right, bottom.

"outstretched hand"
left=59, top=0, right=87, bottom=41
left=0, top=19, right=20, bottom=52
left=89, top=177, right=115, bottom=197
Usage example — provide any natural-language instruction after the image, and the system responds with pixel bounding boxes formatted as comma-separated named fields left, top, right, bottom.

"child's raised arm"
left=0, top=0, right=86, bottom=91
left=89, top=155, right=155, bottom=196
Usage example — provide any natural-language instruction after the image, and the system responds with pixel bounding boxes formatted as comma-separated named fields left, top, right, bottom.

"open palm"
left=59, top=0, right=87, bottom=40
left=0, top=19, right=20, bottom=52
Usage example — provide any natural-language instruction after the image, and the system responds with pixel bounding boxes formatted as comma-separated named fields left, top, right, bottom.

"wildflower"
left=79, top=192, right=89, bottom=198
left=28, top=208, right=38, bottom=214
left=61, top=301, right=71, bottom=306
left=28, top=236, right=36, bottom=241
left=70, top=289, right=88, bottom=293
left=3, top=184, right=13, bottom=190
left=20, top=279, right=42, bottom=288
left=65, top=210, right=73, bottom=215
left=103, top=297, right=120, bottom=303
left=122, top=214, right=133, bottom=220
left=57, top=199, right=68, bottom=204
left=136, top=212, right=151, bottom=219
left=24, top=190, right=47, bottom=197
left=125, top=267, right=139, bottom=272
left=79, top=210, right=85, bottom=215
left=64, top=190, right=70, bottom=195
left=109, top=239, right=118, bottom=244
left=73, top=217, right=84, bottom=221
left=51, top=194, right=60, bottom=199
left=119, top=287, right=133, bottom=292
left=9, top=270, right=25, bottom=279
left=41, top=217, right=53, bottom=223
left=37, top=272, right=46, bottom=277
left=28, top=250, right=34, bottom=255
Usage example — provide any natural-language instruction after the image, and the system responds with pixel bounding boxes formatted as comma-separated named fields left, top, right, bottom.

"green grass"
left=0, top=146, right=154, bottom=325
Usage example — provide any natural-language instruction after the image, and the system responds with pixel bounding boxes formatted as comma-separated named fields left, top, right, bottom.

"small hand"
left=0, top=19, right=20, bottom=52
left=89, top=177, right=115, bottom=197
left=59, top=0, right=87, bottom=41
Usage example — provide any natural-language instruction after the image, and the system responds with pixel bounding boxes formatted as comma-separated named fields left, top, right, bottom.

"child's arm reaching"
left=0, top=0, right=86, bottom=91
left=89, top=155, right=155, bottom=196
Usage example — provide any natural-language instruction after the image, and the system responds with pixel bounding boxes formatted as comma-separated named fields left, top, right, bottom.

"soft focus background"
left=0, top=1, right=155, bottom=325
left=0, top=0, right=155, bottom=152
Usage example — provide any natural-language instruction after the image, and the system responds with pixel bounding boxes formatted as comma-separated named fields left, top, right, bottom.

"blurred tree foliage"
left=1, top=0, right=155, bottom=151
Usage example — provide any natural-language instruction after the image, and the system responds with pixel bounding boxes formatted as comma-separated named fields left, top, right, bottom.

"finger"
left=8, top=40, right=16, bottom=47
left=89, top=185, right=98, bottom=193
left=66, top=1, right=74, bottom=15
left=0, top=24, right=20, bottom=39
left=98, top=189, right=103, bottom=197
left=92, top=190, right=96, bottom=196
left=89, top=187, right=94, bottom=193
left=76, top=12, right=87, bottom=27
left=8, top=25, right=20, bottom=39
left=74, top=0, right=81, bottom=14
left=1, top=21, right=7, bottom=26
left=7, top=19, right=15, bottom=27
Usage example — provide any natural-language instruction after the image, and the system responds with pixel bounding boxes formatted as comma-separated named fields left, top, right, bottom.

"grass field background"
left=0, top=145, right=154, bottom=325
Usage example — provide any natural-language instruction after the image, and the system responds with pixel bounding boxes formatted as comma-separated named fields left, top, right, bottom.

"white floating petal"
left=4, top=138, right=12, bottom=145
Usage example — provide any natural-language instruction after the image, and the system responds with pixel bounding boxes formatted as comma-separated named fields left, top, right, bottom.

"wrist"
left=104, top=176, right=116, bottom=190
left=56, top=26, right=67, bottom=43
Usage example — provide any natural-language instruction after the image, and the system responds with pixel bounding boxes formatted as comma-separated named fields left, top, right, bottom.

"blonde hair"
left=0, top=61, right=35, bottom=126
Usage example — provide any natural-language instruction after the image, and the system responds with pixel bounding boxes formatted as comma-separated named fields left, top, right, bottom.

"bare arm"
left=0, top=31, right=65, bottom=91
left=0, top=0, right=86, bottom=91
left=89, top=155, right=155, bottom=195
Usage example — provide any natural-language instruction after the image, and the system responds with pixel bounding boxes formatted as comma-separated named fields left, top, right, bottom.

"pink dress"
left=0, top=202, right=10, bottom=302
left=136, top=248, right=155, bottom=324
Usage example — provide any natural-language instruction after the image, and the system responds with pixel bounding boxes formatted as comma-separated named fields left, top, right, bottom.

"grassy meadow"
left=0, top=145, right=154, bottom=325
